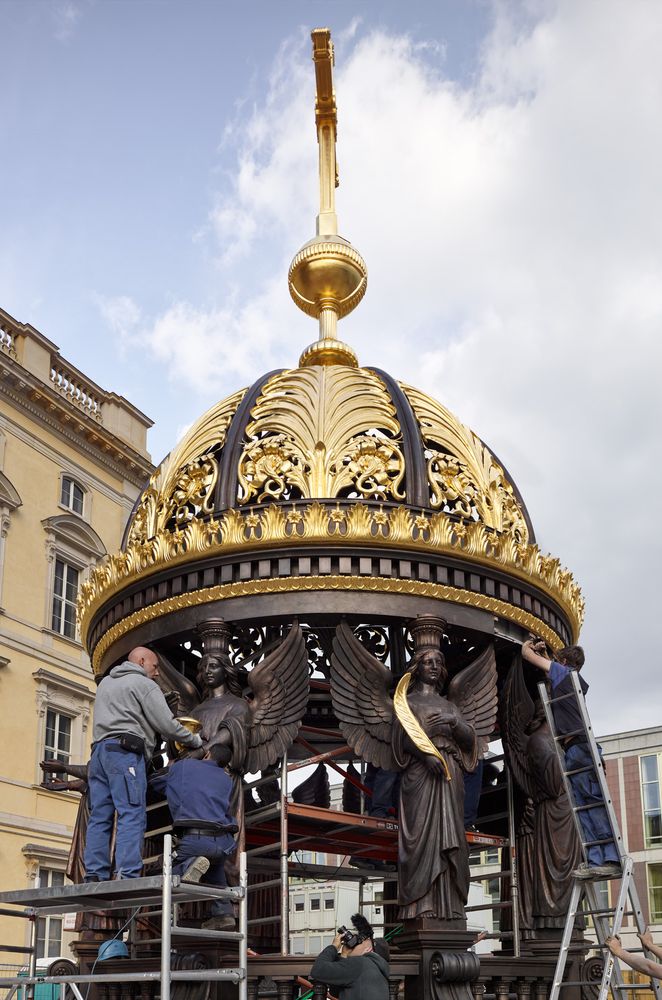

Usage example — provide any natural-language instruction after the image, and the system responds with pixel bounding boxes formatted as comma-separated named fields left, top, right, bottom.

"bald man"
left=83, top=646, right=203, bottom=881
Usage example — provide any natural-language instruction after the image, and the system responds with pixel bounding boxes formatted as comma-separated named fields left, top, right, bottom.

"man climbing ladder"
left=521, top=639, right=620, bottom=879
left=523, top=638, right=662, bottom=1000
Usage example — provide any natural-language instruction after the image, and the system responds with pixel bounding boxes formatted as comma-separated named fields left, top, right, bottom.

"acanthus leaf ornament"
left=237, top=366, right=405, bottom=503
left=402, top=381, right=530, bottom=543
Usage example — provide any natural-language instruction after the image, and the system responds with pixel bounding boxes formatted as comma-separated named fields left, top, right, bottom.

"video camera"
left=338, top=913, right=373, bottom=950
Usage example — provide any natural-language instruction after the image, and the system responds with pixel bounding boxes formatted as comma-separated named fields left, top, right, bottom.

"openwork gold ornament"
left=237, top=366, right=405, bottom=502
left=79, top=499, right=584, bottom=652
left=402, top=382, right=530, bottom=542
left=125, top=388, right=246, bottom=545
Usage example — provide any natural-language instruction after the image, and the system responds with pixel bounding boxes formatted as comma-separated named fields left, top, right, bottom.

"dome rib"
left=369, top=367, right=428, bottom=508
left=216, top=369, right=283, bottom=511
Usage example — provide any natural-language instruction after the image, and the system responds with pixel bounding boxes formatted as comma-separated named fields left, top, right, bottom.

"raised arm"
left=638, top=930, right=662, bottom=963
left=521, top=639, right=553, bottom=673
left=606, top=937, right=662, bottom=980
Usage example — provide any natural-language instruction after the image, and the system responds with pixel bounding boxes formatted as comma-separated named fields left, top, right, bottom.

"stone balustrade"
left=50, top=360, right=103, bottom=422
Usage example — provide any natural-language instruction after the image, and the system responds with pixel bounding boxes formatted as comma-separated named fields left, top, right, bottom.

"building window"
left=44, top=709, right=72, bottom=775
left=641, top=755, right=662, bottom=847
left=586, top=881, right=609, bottom=929
left=324, top=896, right=335, bottom=910
left=36, top=869, right=65, bottom=958
left=294, top=896, right=305, bottom=912
left=649, top=864, right=662, bottom=923
left=51, top=558, right=80, bottom=639
left=60, top=477, right=84, bottom=516
left=309, top=936, right=321, bottom=953
left=484, top=877, right=501, bottom=932
left=291, top=938, right=305, bottom=955
left=310, top=897, right=321, bottom=911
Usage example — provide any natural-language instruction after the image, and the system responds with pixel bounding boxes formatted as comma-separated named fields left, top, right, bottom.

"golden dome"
left=78, top=28, right=582, bottom=676
left=78, top=361, right=583, bottom=670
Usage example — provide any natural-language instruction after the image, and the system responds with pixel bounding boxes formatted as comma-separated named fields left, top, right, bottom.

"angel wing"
left=447, top=642, right=498, bottom=760
left=330, top=622, right=396, bottom=770
left=246, top=623, right=309, bottom=773
left=499, top=652, right=537, bottom=800
left=155, top=651, right=201, bottom=715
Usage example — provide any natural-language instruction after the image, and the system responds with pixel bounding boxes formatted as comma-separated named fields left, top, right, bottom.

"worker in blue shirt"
left=150, top=744, right=238, bottom=929
left=521, top=639, right=621, bottom=880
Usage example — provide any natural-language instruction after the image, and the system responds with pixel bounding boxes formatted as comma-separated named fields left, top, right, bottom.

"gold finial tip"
left=290, top=28, right=366, bottom=368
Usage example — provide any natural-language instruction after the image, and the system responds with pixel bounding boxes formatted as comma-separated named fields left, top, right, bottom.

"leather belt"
left=175, top=825, right=237, bottom=837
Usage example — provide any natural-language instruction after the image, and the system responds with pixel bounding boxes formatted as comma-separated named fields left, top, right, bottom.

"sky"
left=1, top=0, right=661, bottom=736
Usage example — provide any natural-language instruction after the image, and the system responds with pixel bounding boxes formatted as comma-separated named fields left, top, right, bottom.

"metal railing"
left=0, top=838, right=248, bottom=1000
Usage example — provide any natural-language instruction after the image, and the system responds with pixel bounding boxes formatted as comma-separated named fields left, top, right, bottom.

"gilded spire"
left=289, top=28, right=367, bottom=368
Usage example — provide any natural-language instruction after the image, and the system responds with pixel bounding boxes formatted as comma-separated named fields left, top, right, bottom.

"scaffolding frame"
left=0, top=837, right=248, bottom=1000
left=243, top=735, right=515, bottom=957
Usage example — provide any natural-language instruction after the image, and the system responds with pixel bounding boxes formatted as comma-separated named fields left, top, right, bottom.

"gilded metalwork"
left=394, top=673, right=452, bottom=779
left=289, top=29, right=367, bottom=367
left=79, top=497, right=583, bottom=657
left=125, top=387, right=245, bottom=544
left=88, top=572, right=567, bottom=676
left=237, top=366, right=405, bottom=502
left=401, top=382, right=530, bottom=542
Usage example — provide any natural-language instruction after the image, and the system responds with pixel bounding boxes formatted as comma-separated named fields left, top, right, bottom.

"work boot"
left=202, top=915, right=236, bottom=931
left=589, top=863, right=622, bottom=880
left=181, top=857, right=210, bottom=884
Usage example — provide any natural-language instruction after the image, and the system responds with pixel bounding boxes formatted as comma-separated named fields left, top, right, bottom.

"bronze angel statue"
left=332, top=615, right=497, bottom=922
left=157, top=620, right=309, bottom=832
left=500, top=652, right=581, bottom=932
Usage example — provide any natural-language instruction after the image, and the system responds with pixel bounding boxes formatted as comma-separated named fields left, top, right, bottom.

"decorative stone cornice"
left=0, top=373, right=153, bottom=487
left=0, top=305, right=154, bottom=487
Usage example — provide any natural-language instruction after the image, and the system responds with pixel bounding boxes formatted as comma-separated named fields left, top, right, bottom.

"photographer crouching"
left=310, top=913, right=390, bottom=1000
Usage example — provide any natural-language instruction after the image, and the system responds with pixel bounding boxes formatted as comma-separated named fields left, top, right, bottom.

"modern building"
left=599, top=726, right=662, bottom=949
left=0, top=306, right=153, bottom=967
left=285, top=783, right=386, bottom=955
left=286, top=781, right=493, bottom=956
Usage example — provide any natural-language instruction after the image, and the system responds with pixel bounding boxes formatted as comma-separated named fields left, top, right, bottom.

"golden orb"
left=288, top=236, right=367, bottom=321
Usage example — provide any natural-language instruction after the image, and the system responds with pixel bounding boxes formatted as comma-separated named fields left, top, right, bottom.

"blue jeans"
left=173, top=833, right=235, bottom=916
left=565, top=742, right=619, bottom=866
left=83, top=741, right=147, bottom=879
left=464, top=759, right=484, bottom=828
left=365, top=765, right=400, bottom=818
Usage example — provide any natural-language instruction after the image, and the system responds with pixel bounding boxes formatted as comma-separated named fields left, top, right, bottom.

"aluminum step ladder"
left=539, top=670, right=662, bottom=1000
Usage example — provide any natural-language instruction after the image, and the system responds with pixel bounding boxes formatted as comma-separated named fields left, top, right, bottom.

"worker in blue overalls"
left=521, top=638, right=621, bottom=881
left=150, top=744, right=238, bottom=929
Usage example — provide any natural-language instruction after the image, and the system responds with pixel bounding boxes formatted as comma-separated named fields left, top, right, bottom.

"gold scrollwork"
left=168, top=455, right=218, bottom=527
left=237, top=366, right=405, bottom=503
left=125, top=388, right=246, bottom=545
left=89, top=573, right=566, bottom=676
left=402, top=382, right=530, bottom=542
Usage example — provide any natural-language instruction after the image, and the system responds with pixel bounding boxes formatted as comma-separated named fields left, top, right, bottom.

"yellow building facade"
left=0, top=306, right=153, bottom=966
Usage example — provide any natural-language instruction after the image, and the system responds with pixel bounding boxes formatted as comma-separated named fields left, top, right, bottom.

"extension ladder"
left=539, top=670, right=662, bottom=1000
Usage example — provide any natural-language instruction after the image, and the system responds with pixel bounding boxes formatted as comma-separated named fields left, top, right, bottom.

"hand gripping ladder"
left=539, top=671, right=662, bottom=1000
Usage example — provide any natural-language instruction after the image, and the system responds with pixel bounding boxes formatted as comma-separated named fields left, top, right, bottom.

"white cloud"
left=103, top=1, right=662, bottom=733
left=52, top=2, right=83, bottom=43
left=95, top=294, right=142, bottom=339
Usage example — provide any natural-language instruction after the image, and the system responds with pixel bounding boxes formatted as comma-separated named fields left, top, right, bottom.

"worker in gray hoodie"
left=310, top=913, right=390, bottom=1000
left=83, top=646, right=203, bottom=881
